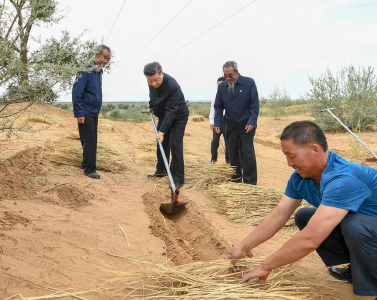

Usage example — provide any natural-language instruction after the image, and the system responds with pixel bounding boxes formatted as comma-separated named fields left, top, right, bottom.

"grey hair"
left=223, top=61, right=238, bottom=71
left=96, top=45, right=111, bottom=54
left=143, top=62, right=163, bottom=76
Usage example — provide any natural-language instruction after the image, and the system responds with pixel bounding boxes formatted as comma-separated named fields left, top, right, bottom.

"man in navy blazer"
left=72, top=45, right=111, bottom=179
left=214, top=61, right=259, bottom=184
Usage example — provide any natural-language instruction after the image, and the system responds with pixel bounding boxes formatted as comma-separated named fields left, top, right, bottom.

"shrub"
left=306, top=66, right=377, bottom=131
left=268, top=86, right=291, bottom=119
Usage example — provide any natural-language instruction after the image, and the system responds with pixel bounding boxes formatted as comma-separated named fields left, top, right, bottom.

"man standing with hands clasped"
left=72, top=45, right=111, bottom=179
left=214, top=61, right=259, bottom=184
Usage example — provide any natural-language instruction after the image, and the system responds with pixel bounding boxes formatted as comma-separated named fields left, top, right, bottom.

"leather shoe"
left=147, top=172, right=167, bottom=178
left=328, top=264, right=352, bottom=283
left=84, top=172, right=100, bottom=179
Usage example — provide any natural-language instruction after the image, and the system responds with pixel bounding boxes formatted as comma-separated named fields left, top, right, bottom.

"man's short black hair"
left=144, top=62, right=162, bottom=76
left=217, top=76, right=225, bottom=82
left=280, top=120, right=328, bottom=151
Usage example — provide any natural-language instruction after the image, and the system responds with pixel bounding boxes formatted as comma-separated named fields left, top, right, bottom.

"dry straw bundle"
left=47, top=133, right=127, bottom=173
left=207, top=182, right=304, bottom=227
left=96, top=258, right=331, bottom=299
left=185, top=155, right=234, bottom=190
left=6, top=259, right=333, bottom=299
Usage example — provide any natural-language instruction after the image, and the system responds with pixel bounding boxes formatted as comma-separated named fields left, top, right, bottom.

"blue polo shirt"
left=214, top=74, right=259, bottom=128
left=284, top=151, right=377, bottom=217
left=72, top=66, right=103, bottom=118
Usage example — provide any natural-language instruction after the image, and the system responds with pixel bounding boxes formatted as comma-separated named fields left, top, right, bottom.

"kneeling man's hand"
left=241, top=262, right=271, bottom=283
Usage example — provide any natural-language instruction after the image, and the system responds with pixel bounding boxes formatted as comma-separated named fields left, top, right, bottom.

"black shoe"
left=328, top=264, right=352, bottom=283
left=147, top=172, right=167, bottom=178
left=84, top=171, right=100, bottom=179
left=209, top=160, right=216, bottom=164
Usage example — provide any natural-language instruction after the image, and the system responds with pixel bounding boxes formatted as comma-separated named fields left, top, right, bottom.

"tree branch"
left=5, top=13, right=19, bottom=40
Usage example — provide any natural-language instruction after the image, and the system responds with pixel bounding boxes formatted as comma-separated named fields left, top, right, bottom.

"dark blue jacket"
left=72, top=66, right=103, bottom=118
left=214, top=74, right=259, bottom=128
left=148, top=73, right=189, bottom=133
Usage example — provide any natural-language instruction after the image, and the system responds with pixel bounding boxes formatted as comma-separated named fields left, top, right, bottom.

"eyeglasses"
left=223, top=72, right=237, bottom=79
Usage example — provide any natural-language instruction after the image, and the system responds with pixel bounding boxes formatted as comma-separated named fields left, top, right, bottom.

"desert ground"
left=1, top=103, right=376, bottom=299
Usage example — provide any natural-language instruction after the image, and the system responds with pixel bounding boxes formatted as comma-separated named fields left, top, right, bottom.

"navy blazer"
left=72, top=66, right=103, bottom=118
left=214, top=74, right=259, bottom=128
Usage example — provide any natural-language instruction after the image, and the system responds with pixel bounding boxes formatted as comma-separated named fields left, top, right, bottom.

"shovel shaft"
left=321, top=108, right=377, bottom=159
left=149, top=114, right=177, bottom=192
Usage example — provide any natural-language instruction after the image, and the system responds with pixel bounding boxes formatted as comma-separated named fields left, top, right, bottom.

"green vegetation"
left=306, top=65, right=377, bottom=131
left=1, top=0, right=99, bottom=138
left=186, top=101, right=210, bottom=118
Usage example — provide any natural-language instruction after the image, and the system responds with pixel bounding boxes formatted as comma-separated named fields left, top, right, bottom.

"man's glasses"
left=223, top=73, right=236, bottom=78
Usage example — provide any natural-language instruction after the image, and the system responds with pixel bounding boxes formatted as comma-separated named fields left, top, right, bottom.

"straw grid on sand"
left=96, top=259, right=332, bottom=299
left=184, top=155, right=234, bottom=190
left=207, top=182, right=309, bottom=227
left=7, top=259, right=334, bottom=299
left=46, top=133, right=127, bottom=173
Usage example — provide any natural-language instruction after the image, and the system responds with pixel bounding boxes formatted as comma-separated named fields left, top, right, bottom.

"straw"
left=46, top=134, right=127, bottom=173
left=185, top=155, right=234, bottom=190
left=207, top=182, right=308, bottom=227
left=94, top=258, right=334, bottom=299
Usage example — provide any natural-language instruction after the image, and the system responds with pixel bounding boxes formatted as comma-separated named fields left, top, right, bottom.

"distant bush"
left=306, top=66, right=377, bottom=131
left=187, top=102, right=210, bottom=118
left=118, top=104, right=129, bottom=110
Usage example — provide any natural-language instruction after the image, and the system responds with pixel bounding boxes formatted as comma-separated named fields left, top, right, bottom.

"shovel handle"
left=142, top=111, right=177, bottom=193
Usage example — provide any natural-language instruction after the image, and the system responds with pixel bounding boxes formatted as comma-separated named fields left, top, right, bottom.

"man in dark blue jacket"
left=144, top=62, right=189, bottom=188
left=72, top=45, right=111, bottom=179
left=214, top=61, right=259, bottom=185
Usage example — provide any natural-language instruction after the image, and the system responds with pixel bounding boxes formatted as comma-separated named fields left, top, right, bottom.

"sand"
left=1, top=103, right=376, bottom=299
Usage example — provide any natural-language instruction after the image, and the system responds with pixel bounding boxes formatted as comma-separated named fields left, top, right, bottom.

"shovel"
left=321, top=108, right=377, bottom=159
left=141, top=109, right=189, bottom=215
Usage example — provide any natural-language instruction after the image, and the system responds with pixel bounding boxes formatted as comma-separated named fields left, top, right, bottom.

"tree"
left=306, top=66, right=377, bottom=131
left=0, top=0, right=100, bottom=138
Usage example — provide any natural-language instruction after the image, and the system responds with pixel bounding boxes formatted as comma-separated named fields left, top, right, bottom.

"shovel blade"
left=160, top=200, right=188, bottom=215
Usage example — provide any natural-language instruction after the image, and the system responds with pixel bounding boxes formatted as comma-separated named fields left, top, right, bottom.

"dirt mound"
left=143, top=190, right=230, bottom=265
left=0, top=211, right=30, bottom=231
left=42, top=183, right=93, bottom=209
left=0, top=147, right=46, bottom=199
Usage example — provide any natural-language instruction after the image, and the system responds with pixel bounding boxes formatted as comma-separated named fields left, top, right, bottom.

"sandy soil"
left=0, top=103, right=376, bottom=299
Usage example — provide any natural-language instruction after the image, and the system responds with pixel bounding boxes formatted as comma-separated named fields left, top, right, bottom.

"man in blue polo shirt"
left=72, top=45, right=111, bottom=179
left=214, top=61, right=259, bottom=185
left=226, top=121, right=377, bottom=298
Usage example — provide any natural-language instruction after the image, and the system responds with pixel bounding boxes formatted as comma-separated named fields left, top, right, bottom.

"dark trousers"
left=295, top=207, right=377, bottom=296
left=226, top=126, right=257, bottom=185
left=155, top=113, right=189, bottom=184
left=211, top=120, right=229, bottom=163
left=78, top=116, right=98, bottom=174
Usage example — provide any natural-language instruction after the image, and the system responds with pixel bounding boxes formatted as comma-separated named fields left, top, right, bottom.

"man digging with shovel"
left=143, top=62, right=189, bottom=190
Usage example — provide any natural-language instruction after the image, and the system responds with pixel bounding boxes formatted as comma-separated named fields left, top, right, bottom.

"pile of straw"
left=6, top=258, right=333, bottom=299
left=207, top=182, right=304, bottom=227
left=185, top=155, right=234, bottom=190
left=137, top=139, right=156, bottom=152
left=97, top=258, right=330, bottom=299
left=47, top=133, right=127, bottom=173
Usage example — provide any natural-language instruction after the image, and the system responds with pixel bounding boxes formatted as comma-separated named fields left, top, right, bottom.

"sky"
left=33, top=0, right=377, bottom=102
